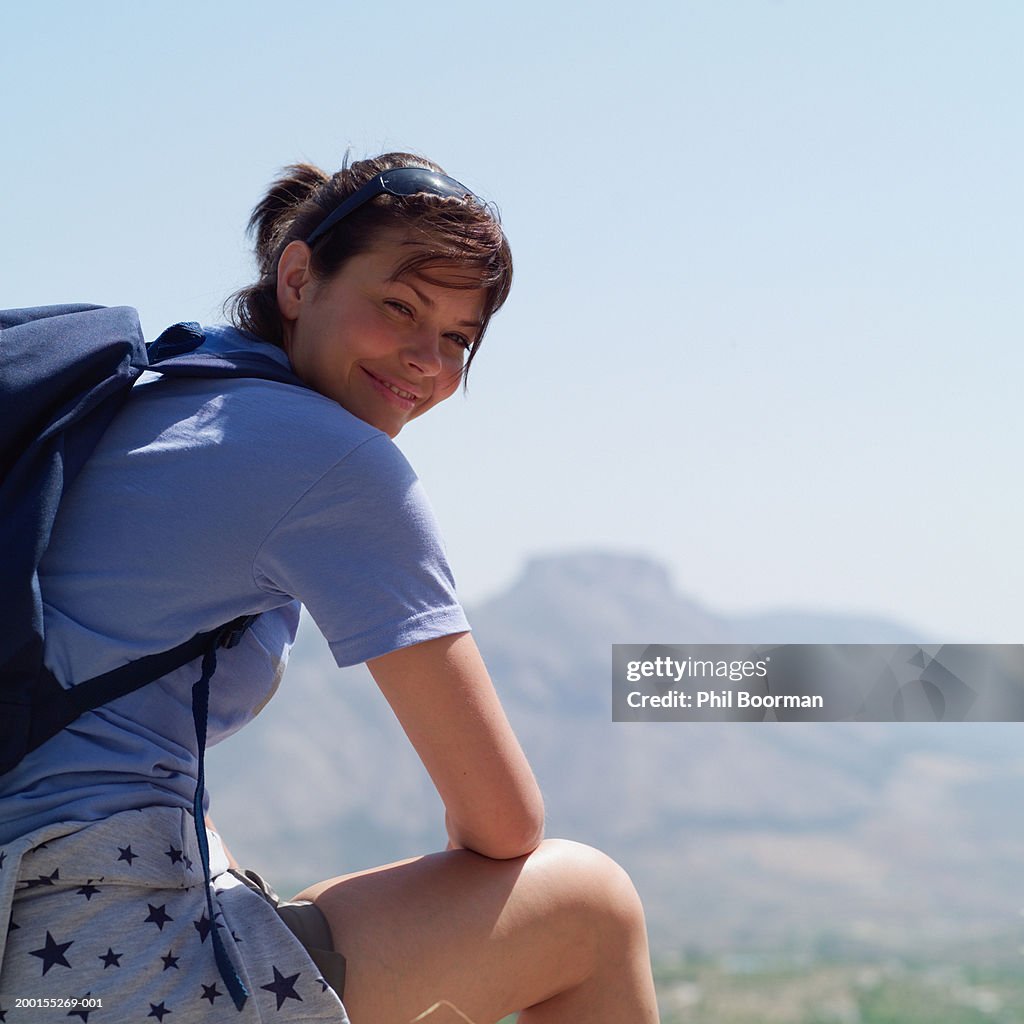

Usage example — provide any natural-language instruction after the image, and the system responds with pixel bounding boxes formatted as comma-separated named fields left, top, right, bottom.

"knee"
left=525, top=839, right=648, bottom=943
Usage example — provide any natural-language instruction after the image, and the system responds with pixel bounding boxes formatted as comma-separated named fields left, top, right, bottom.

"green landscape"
left=487, top=937, right=1024, bottom=1024
left=651, top=938, right=1024, bottom=1024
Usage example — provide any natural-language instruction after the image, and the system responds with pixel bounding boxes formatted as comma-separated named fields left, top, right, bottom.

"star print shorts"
left=0, top=806, right=349, bottom=1022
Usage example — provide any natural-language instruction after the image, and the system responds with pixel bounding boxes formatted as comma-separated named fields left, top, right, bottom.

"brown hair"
left=226, top=153, right=513, bottom=383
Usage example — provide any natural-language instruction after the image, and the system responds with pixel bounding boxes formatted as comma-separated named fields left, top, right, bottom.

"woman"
left=0, top=153, right=660, bottom=1023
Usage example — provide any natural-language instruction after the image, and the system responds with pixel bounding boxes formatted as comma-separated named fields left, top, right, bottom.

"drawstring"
left=191, top=645, right=248, bottom=1011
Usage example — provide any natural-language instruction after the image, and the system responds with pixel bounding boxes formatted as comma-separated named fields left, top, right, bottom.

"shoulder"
left=127, top=324, right=395, bottom=477
left=194, top=325, right=421, bottom=492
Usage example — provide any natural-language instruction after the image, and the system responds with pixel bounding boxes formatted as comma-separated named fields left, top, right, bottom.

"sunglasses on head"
left=305, top=167, right=475, bottom=247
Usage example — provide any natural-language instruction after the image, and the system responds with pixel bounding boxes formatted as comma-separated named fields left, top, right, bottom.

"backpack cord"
left=191, top=644, right=249, bottom=1011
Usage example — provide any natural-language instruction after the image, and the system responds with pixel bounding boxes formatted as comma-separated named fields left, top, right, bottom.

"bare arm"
left=367, top=631, right=544, bottom=860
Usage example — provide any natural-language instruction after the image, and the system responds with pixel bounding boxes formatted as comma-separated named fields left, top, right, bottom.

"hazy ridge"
left=206, top=551, right=1024, bottom=954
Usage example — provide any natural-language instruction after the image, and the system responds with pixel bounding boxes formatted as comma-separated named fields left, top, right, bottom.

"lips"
left=363, top=367, right=423, bottom=407
left=382, top=380, right=416, bottom=400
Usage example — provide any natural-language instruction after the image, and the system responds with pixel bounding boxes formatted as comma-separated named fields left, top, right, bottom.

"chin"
left=371, top=416, right=404, bottom=439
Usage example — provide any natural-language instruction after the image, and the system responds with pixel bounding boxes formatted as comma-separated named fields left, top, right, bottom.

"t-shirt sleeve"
left=251, top=433, right=470, bottom=667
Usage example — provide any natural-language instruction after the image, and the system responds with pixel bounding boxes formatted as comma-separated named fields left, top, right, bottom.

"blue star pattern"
left=66, top=992, right=94, bottom=1022
left=2, top=807, right=347, bottom=1022
left=145, top=903, right=173, bottom=930
left=200, top=982, right=222, bottom=1005
left=29, top=931, right=74, bottom=975
left=99, top=947, right=123, bottom=968
left=260, top=965, right=304, bottom=1011
left=24, top=867, right=60, bottom=889
left=193, top=911, right=212, bottom=943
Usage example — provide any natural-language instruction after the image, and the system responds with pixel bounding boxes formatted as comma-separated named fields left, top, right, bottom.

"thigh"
left=294, top=839, right=627, bottom=1024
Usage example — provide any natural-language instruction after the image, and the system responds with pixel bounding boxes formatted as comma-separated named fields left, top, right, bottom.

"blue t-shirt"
left=0, top=325, right=470, bottom=843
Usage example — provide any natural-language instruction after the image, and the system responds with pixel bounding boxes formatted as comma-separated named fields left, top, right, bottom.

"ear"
left=276, top=240, right=315, bottom=322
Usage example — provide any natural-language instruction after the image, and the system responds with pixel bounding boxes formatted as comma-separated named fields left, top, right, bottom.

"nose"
left=402, top=329, right=443, bottom=377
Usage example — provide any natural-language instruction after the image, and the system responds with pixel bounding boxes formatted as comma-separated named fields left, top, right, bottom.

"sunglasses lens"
left=379, top=168, right=470, bottom=200
left=306, top=168, right=474, bottom=246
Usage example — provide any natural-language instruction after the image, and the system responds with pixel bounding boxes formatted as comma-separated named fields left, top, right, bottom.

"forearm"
left=369, top=632, right=546, bottom=861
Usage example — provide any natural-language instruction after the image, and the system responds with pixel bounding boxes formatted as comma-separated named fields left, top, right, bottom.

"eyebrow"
left=399, top=279, right=484, bottom=329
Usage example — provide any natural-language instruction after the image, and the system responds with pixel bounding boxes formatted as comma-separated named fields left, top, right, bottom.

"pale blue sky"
left=4, top=1, right=1022, bottom=639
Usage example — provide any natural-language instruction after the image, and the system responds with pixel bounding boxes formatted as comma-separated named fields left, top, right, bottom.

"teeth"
left=385, top=382, right=415, bottom=400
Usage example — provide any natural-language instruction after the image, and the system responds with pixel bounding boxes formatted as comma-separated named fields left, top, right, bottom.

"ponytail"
left=248, top=164, right=329, bottom=277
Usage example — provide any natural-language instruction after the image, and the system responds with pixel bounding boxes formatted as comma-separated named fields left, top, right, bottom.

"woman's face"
left=277, top=234, right=486, bottom=438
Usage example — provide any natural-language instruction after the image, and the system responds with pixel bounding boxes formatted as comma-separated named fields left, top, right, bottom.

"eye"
left=385, top=299, right=413, bottom=316
left=444, top=332, right=473, bottom=351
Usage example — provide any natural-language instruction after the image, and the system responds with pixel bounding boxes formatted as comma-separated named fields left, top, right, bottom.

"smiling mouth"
left=364, top=368, right=421, bottom=405
left=383, top=381, right=416, bottom=401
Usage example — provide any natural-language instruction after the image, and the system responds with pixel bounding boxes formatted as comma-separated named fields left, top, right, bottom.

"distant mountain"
left=206, top=551, right=1024, bottom=954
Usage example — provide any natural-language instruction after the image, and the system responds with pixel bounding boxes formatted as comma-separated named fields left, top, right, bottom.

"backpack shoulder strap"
left=23, top=615, right=257, bottom=762
left=147, top=321, right=307, bottom=389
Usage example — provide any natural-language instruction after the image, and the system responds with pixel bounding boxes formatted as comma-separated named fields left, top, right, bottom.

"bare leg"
left=295, top=839, right=660, bottom=1024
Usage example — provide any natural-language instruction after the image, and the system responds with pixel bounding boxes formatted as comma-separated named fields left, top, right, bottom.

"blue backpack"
left=0, top=303, right=306, bottom=1009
